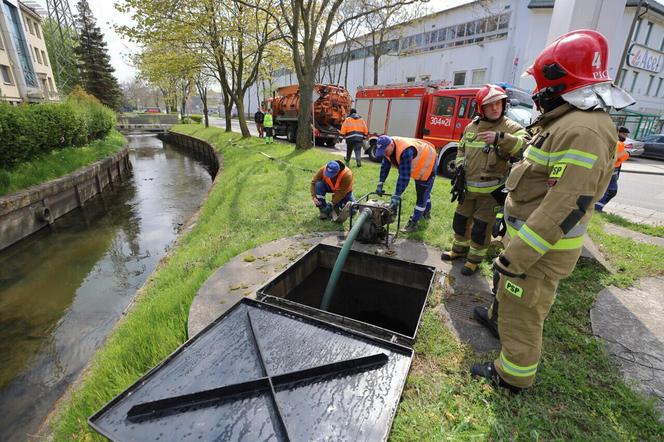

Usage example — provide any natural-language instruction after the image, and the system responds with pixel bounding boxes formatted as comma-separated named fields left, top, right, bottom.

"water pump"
left=349, top=193, right=401, bottom=245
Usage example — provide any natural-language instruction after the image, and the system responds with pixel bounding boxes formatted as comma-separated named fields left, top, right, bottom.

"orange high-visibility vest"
left=614, top=141, right=629, bottom=168
left=323, top=167, right=352, bottom=192
left=389, top=137, right=437, bottom=181
left=340, top=117, right=368, bottom=139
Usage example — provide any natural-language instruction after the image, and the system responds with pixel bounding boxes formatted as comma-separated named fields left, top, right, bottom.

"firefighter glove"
left=493, top=210, right=506, bottom=237
left=375, top=183, right=385, bottom=196
left=450, top=166, right=466, bottom=204
left=388, top=195, right=400, bottom=213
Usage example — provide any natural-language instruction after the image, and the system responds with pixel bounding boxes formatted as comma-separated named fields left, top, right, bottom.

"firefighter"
left=263, top=110, right=274, bottom=144
left=471, top=30, right=634, bottom=392
left=441, top=84, right=528, bottom=276
left=311, top=160, right=355, bottom=222
left=340, top=108, right=369, bottom=167
left=374, top=135, right=437, bottom=233
left=595, top=126, right=630, bottom=212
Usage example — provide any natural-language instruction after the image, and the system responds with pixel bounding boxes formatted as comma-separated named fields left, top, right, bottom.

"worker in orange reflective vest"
left=595, top=126, right=630, bottom=212
left=374, top=135, right=438, bottom=233
left=340, top=109, right=369, bottom=167
left=311, top=160, right=355, bottom=222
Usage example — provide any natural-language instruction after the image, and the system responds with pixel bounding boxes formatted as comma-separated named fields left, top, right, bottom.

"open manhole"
left=89, top=299, right=413, bottom=441
left=90, top=244, right=436, bottom=440
left=258, top=243, right=436, bottom=345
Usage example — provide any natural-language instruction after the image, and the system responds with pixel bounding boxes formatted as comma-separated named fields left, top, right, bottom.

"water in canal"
left=0, top=134, right=213, bottom=441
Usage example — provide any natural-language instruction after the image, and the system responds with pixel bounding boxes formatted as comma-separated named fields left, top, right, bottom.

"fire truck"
left=354, top=81, right=533, bottom=177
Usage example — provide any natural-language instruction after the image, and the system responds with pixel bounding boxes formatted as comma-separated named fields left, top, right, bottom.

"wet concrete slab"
left=591, top=277, right=664, bottom=422
left=188, top=233, right=500, bottom=355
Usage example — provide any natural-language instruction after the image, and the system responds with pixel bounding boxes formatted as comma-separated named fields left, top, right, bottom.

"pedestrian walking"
left=340, top=108, right=368, bottom=167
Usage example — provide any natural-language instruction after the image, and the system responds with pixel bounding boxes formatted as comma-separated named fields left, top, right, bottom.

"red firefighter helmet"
left=526, top=29, right=610, bottom=101
left=475, top=84, right=508, bottom=118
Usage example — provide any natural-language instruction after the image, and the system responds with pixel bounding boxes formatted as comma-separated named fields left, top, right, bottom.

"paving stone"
left=591, top=277, right=664, bottom=422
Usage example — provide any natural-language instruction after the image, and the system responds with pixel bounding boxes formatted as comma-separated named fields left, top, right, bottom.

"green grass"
left=49, top=126, right=664, bottom=440
left=598, top=212, right=664, bottom=238
left=0, top=130, right=126, bottom=197
left=589, top=215, right=664, bottom=287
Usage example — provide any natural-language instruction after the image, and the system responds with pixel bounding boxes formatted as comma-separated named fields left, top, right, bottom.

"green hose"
left=320, top=209, right=370, bottom=311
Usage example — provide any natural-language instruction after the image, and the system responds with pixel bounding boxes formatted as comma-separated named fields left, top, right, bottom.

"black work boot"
left=471, top=362, right=522, bottom=394
left=423, top=209, right=431, bottom=220
left=473, top=306, right=499, bottom=339
left=400, top=219, right=419, bottom=233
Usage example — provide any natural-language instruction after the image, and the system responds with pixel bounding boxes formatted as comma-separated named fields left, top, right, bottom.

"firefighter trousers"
left=451, top=192, right=498, bottom=263
left=491, top=266, right=558, bottom=388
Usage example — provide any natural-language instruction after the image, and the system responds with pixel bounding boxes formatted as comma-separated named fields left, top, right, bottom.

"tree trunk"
left=373, top=55, right=380, bottom=85
left=296, top=78, right=314, bottom=149
left=234, top=94, right=251, bottom=137
left=222, top=88, right=232, bottom=132
left=202, top=95, right=209, bottom=127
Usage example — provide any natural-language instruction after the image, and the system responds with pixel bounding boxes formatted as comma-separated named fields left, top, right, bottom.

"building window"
left=634, top=18, right=642, bottom=42
left=41, top=49, right=48, bottom=66
left=431, top=96, right=456, bottom=116
left=34, top=21, right=40, bottom=39
left=3, top=1, right=38, bottom=87
left=1, top=64, right=13, bottom=84
left=619, top=69, right=628, bottom=87
left=629, top=71, right=639, bottom=93
left=420, top=75, right=430, bottom=81
left=34, top=46, right=41, bottom=64
left=471, top=69, right=486, bottom=85
left=26, top=17, right=34, bottom=35
left=656, top=78, right=663, bottom=97
left=0, top=33, right=4, bottom=50
left=453, top=71, right=466, bottom=86
left=660, top=36, right=664, bottom=52
left=646, top=74, right=655, bottom=95
left=644, top=21, right=653, bottom=46
left=406, top=76, right=416, bottom=82
left=48, top=76, right=54, bottom=92
left=457, top=98, right=469, bottom=117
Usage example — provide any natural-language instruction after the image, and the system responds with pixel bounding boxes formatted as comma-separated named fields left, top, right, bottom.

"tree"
left=358, top=1, right=428, bottom=85
left=120, top=75, right=164, bottom=111
left=245, top=0, right=424, bottom=149
left=73, top=0, right=121, bottom=109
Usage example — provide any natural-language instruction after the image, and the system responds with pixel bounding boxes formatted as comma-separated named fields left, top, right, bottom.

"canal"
left=0, top=133, right=213, bottom=441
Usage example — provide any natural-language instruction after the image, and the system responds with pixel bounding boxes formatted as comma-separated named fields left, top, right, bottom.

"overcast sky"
left=35, top=0, right=664, bottom=84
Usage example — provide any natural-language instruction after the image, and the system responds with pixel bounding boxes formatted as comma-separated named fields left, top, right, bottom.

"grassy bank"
left=51, top=126, right=664, bottom=440
left=0, top=130, right=125, bottom=197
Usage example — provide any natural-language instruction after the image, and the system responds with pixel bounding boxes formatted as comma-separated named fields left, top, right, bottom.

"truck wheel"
left=324, top=138, right=336, bottom=147
left=367, top=140, right=380, bottom=162
left=438, top=150, right=457, bottom=178
left=287, top=125, right=296, bottom=143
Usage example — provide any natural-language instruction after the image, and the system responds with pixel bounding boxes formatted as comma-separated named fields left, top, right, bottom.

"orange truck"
left=264, top=84, right=351, bottom=146
left=354, top=81, right=533, bottom=177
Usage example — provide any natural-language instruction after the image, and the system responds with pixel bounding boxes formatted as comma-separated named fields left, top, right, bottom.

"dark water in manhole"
left=0, top=134, right=212, bottom=441
left=285, top=267, right=425, bottom=337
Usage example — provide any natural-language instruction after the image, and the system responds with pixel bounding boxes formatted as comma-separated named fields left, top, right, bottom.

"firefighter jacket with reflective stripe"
left=310, top=161, right=353, bottom=204
left=387, top=136, right=437, bottom=181
left=340, top=114, right=368, bottom=142
left=456, top=116, right=528, bottom=194
left=614, top=140, right=629, bottom=168
left=263, top=113, right=273, bottom=128
left=500, top=103, right=616, bottom=278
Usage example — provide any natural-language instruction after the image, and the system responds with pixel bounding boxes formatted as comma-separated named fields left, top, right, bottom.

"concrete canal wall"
left=0, top=149, right=131, bottom=252
left=162, top=131, right=221, bottom=179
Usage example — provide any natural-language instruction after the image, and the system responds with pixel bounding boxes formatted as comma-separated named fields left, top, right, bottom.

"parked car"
left=144, top=107, right=162, bottom=114
left=623, top=136, right=644, bottom=157
left=641, top=133, right=664, bottom=160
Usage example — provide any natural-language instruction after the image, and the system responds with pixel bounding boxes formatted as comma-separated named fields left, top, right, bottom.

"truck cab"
left=355, top=82, right=533, bottom=178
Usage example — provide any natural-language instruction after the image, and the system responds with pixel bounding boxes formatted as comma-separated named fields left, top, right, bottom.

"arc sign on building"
left=627, top=43, right=664, bottom=74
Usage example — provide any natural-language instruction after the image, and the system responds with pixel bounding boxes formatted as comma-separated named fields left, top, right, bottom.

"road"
left=207, top=117, right=664, bottom=215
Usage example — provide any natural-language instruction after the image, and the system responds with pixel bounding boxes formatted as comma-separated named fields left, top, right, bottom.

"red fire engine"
left=354, top=81, right=533, bottom=177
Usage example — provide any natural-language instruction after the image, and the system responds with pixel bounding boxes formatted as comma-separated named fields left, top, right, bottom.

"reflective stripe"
left=455, top=155, right=465, bottom=166
left=505, top=215, right=587, bottom=238
left=454, top=239, right=470, bottom=247
left=519, top=224, right=552, bottom=254
left=417, top=148, right=435, bottom=180
left=316, top=194, right=325, bottom=199
left=496, top=212, right=504, bottom=219
left=466, top=178, right=505, bottom=194
left=525, top=146, right=598, bottom=169
left=469, top=247, right=487, bottom=256
left=506, top=224, right=585, bottom=252
left=510, top=129, right=528, bottom=154
left=500, top=352, right=538, bottom=377
left=414, top=205, right=426, bottom=212
left=464, top=141, right=486, bottom=149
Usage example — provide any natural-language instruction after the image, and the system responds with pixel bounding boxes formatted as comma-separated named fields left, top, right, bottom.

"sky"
left=34, top=0, right=664, bottom=84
